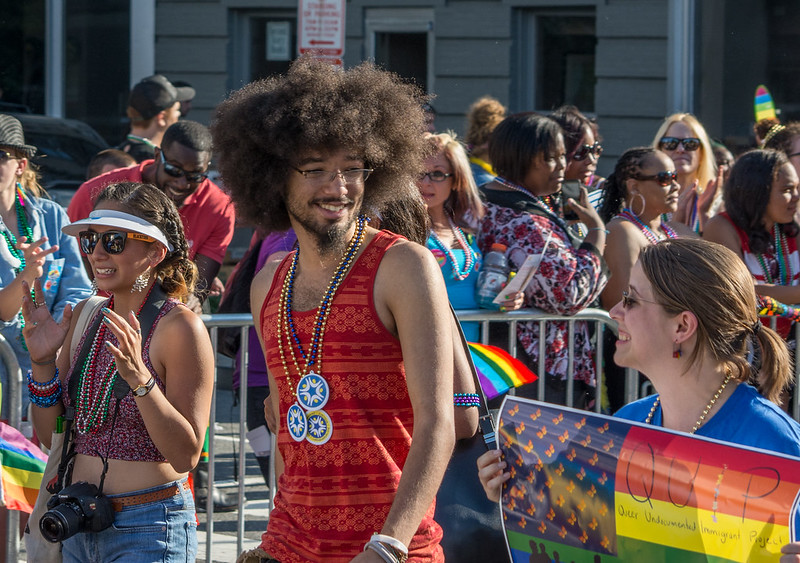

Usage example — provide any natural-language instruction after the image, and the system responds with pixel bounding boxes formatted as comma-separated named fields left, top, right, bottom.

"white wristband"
left=365, top=541, right=396, bottom=563
left=371, top=533, right=408, bottom=556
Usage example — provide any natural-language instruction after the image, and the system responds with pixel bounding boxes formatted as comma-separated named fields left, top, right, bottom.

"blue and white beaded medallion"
left=296, top=372, right=330, bottom=411
left=287, top=403, right=308, bottom=442
left=305, top=410, right=333, bottom=446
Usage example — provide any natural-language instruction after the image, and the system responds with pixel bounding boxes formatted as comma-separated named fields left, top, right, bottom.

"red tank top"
left=259, top=230, right=443, bottom=562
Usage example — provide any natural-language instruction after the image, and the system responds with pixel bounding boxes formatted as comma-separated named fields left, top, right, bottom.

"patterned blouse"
left=477, top=189, right=609, bottom=386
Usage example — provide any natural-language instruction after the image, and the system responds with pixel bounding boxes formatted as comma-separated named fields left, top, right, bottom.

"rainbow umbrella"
left=0, top=422, right=47, bottom=513
left=468, top=342, right=538, bottom=399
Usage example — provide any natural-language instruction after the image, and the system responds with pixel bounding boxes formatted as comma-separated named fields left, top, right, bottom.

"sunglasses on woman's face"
left=79, top=230, right=155, bottom=255
left=631, top=170, right=679, bottom=186
left=572, top=142, right=603, bottom=161
left=659, top=137, right=701, bottom=152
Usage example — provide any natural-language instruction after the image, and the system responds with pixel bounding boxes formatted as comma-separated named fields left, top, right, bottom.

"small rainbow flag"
left=468, top=342, right=538, bottom=399
left=0, top=423, right=47, bottom=513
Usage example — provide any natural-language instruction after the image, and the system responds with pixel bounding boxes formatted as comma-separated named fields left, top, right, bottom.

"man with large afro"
left=214, top=57, right=461, bottom=563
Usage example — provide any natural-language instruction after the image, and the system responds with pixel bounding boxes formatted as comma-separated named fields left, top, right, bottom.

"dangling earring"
left=673, top=341, right=682, bottom=359
left=131, top=268, right=150, bottom=293
left=90, top=278, right=98, bottom=294
left=630, top=192, right=646, bottom=217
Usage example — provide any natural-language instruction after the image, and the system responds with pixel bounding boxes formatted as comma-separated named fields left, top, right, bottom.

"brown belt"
left=110, top=480, right=191, bottom=512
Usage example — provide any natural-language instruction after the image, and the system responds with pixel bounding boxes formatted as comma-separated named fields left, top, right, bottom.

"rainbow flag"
left=468, top=342, right=538, bottom=399
left=0, top=423, right=47, bottom=513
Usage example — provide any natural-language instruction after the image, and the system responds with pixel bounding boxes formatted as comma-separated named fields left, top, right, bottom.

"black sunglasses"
left=79, top=230, right=155, bottom=255
left=631, top=170, right=678, bottom=186
left=572, top=142, right=603, bottom=161
left=659, top=137, right=701, bottom=152
left=0, top=150, right=19, bottom=162
left=159, top=151, right=208, bottom=183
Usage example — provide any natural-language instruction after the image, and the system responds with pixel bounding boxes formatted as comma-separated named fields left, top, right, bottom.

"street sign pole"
left=298, top=0, right=345, bottom=66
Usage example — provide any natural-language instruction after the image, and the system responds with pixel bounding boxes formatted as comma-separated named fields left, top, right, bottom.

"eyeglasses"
left=621, top=290, right=660, bottom=309
left=0, top=150, right=19, bottom=162
left=79, top=230, right=155, bottom=255
left=159, top=151, right=208, bottom=183
left=659, top=137, right=701, bottom=152
left=418, top=170, right=453, bottom=182
left=291, top=166, right=373, bottom=185
left=631, top=170, right=679, bottom=186
left=572, top=142, right=603, bottom=161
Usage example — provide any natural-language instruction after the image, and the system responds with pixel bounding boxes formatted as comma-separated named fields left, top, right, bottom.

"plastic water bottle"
left=476, top=243, right=509, bottom=309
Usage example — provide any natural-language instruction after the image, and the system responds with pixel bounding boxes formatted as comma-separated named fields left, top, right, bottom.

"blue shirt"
left=615, top=383, right=800, bottom=458
left=426, top=232, right=482, bottom=341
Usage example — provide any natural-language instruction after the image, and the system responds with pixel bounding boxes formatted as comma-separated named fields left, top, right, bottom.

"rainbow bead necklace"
left=277, top=215, right=368, bottom=445
left=755, top=224, right=791, bottom=285
left=617, top=208, right=678, bottom=245
left=428, top=216, right=476, bottom=281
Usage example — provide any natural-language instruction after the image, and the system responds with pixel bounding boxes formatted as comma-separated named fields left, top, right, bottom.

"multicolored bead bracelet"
left=27, top=368, right=62, bottom=408
left=453, top=392, right=481, bottom=407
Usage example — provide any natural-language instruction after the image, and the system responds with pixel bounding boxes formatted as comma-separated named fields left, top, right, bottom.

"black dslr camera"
left=39, top=481, right=114, bottom=542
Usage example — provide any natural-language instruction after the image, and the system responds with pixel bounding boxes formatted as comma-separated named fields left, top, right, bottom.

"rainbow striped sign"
left=468, top=342, right=538, bottom=399
left=0, top=423, right=47, bottom=513
left=497, top=397, right=800, bottom=562
left=755, top=85, right=777, bottom=123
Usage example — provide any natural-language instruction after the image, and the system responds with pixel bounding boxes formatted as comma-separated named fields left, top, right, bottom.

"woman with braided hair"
left=22, top=181, right=213, bottom=562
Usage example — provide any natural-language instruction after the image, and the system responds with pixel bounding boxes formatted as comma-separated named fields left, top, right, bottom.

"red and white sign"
left=298, top=0, right=345, bottom=64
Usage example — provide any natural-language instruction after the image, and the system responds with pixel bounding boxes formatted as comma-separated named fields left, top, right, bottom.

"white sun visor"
left=62, top=209, right=174, bottom=252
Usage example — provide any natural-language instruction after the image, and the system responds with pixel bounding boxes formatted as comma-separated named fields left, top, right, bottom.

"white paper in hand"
left=492, top=231, right=553, bottom=305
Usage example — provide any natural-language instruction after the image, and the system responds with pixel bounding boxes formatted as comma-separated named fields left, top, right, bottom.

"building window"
left=514, top=9, right=596, bottom=113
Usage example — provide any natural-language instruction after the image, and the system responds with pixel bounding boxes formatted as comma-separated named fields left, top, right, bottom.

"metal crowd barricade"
left=199, top=309, right=800, bottom=561
left=0, top=334, right=22, bottom=563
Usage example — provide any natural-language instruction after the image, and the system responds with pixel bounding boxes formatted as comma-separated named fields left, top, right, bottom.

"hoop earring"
left=630, top=193, right=646, bottom=217
left=131, top=269, right=150, bottom=293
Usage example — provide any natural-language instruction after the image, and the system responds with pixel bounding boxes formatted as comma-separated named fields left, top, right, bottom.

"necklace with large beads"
left=75, top=284, right=155, bottom=434
left=277, top=215, right=368, bottom=445
left=756, top=224, right=791, bottom=285
left=428, top=216, right=476, bottom=281
left=617, top=208, right=678, bottom=245
left=3, top=186, right=36, bottom=350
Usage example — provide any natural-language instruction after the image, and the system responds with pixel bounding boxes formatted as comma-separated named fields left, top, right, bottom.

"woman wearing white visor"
left=22, top=181, right=213, bottom=562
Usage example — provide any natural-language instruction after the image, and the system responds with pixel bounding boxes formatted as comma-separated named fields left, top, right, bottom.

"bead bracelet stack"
left=27, top=368, right=62, bottom=408
left=453, top=392, right=481, bottom=407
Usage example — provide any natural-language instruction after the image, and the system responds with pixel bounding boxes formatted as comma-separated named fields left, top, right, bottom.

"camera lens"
left=40, top=503, right=84, bottom=543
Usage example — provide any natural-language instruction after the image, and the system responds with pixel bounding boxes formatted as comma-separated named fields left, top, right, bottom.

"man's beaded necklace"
left=644, top=370, right=732, bottom=434
left=755, top=224, right=792, bottom=285
left=617, top=208, right=678, bottom=245
left=428, top=216, right=476, bottom=281
left=277, top=215, right=368, bottom=445
left=75, top=284, right=155, bottom=434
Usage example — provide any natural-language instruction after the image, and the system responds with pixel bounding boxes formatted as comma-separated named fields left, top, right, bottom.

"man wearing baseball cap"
left=117, top=75, right=195, bottom=163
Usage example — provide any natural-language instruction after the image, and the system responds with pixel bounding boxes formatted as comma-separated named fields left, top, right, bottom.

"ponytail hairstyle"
left=95, top=182, right=197, bottom=300
left=598, top=147, right=658, bottom=223
left=639, top=238, right=792, bottom=404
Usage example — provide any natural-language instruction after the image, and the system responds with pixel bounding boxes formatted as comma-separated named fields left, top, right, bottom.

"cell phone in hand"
left=560, top=180, right=582, bottom=221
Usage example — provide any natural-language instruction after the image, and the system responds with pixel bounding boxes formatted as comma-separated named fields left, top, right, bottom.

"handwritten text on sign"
left=497, top=397, right=800, bottom=562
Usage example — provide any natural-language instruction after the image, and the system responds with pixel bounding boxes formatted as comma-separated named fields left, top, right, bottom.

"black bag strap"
left=55, top=284, right=169, bottom=490
left=449, top=304, right=496, bottom=450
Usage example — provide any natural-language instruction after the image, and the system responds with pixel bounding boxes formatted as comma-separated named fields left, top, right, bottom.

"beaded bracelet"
left=453, top=392, right=481, bottom=407
left=27, top=369, right=62, bottom=408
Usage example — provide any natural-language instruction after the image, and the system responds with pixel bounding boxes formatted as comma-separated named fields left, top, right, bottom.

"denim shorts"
left=61, top=477, right=197, bottom=563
